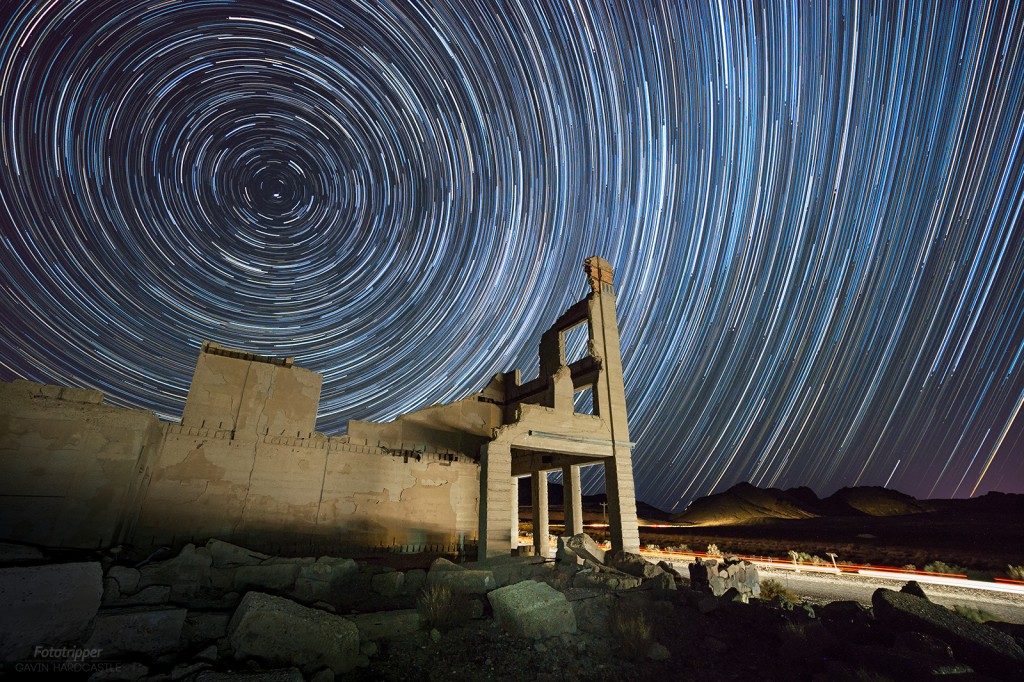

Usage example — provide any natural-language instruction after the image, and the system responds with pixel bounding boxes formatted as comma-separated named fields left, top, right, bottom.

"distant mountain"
left=670, top=482, right=819, bottom=526
left=670, top=482, right=962, bottom=526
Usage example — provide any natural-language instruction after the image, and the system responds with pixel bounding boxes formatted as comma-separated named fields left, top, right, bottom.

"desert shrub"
left=706, top=543, right=723, bottom=557
left=644, top=544, right=661, bottom=552
left=760, top=578, right=798, bottom=603
left=609, top=601, right=654, bottom=661
left=417, top=584, right=460, bottom=631
left=902, top=564, right=917, bottom=571
left=923, top=561, right=968, bottom=575
left=667, top=543, right=691, bottom=553
left=951, top=604, right=997, bottom=623
left=1008, top=564, right=1024, bottom=581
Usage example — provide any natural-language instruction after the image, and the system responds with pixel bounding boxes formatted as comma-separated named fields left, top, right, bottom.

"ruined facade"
left=0, top=257, right=639, bottom=559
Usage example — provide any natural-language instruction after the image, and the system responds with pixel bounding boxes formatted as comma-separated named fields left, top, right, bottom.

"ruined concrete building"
left=0, top=257, right=640, bottom=559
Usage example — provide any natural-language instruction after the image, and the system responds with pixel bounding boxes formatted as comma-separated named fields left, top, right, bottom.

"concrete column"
left=530, top=471, right=549, bottom=557
left=512, top=475, right=521, bottom=551
left=478, top=442, right=514, bottom=559
left=604, top=453, right=640, bottom=553
left=561, top=465, right=583, bottom=536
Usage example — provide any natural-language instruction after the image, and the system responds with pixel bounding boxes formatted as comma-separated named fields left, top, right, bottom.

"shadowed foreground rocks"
left=1, top=535, right=1022, bottom=681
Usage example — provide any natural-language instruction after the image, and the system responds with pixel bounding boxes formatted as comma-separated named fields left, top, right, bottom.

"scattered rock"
left=181, top=611, right=231, bottom=645
left=403, top=568, right=426, bottom=596
left=0, top=542, right=45, bottom=563
left=642, top=572, right=676, bottom=591
left=138, top=544, right=212, bottom=599
left=656, top=561, right=682, bottom=579
left=233, top=563, right=300, bottom=593
left=227, top=591, right=360, bottom=675
left=0, top=561, right=103, bottom=661
left=556, top=537, right=582, bottom=566
left=293, top=557, right=357, bottom=603
left=571, top=567, right=642, bottom=591
left=488, top=580, right=577, bottom=639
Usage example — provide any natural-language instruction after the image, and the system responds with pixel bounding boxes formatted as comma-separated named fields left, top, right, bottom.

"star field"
left=1, top=0, right=1022, bottom=510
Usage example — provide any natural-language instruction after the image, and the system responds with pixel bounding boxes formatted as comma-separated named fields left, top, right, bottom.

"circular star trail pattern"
left=2, top=1, right=1023, bottom=509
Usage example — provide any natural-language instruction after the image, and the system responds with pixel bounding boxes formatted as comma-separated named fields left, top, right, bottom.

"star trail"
left=1, top=0, right=1023, bottom=510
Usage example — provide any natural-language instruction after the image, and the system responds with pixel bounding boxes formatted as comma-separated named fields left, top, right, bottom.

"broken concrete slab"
left=872, top=588, right=1024, bottom=678
left=107, top=565, right=141, bottom=594
left=347, top=610, right=420, bottom=641
left=571, top=568, right=642, bottom=591
left=0, top=561, right=102, bottom=661
left=227, top=592, right=359, bottom=675
left=138, top=544, right=212, bottom=599
left=84, top=606, right=187, bottom=656
left=426, top=558, right=495, bottom=594
left=205, top=539, right=270, bottom=567
left=565, top=534, right=606, bottom=565
left=487, top=580, right=576, bottom=639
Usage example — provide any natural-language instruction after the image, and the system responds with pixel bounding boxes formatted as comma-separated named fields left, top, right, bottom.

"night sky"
left=1, top=1, right=1023, bottom=511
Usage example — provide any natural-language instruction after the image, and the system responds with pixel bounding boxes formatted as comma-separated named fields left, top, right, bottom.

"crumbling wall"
left=0, top=380, right=162, bottom=548
left=134, top=426, right=479, bottom=553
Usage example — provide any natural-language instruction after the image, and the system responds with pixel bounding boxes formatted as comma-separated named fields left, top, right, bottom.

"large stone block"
left=872, top=588, right=1024, bottom=678
left=227, top=592, right=359, bottom=675
left=233, top=564, right=299, bottom=592
left=488, top=580, right=576, bottom=639
left=292, top=557, right=357, bottom=603
left=0, top=561, right=103, bottom=661
left=83, top=606, right=187, bottom=656
left=206, top=539, right=270, bottom=567
left=138, top=544, right=212, bottom=599
left=607, top=550, right=664, bottom=579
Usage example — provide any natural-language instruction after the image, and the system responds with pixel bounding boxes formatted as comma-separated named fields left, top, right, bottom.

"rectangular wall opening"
left=561, top=321, right=590, bottom=364
left=573, top=386, right=594, bottom=415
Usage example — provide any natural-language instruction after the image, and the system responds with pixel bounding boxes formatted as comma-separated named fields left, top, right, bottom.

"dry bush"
left=417, top=583, right=460, bottom=631
left=923, top=561, right=968, bottom=575
left=759, top=578, right=798, bottom=603
left=609, top=601, right=654, bottom=661
left=1008, top=564, right=1024, bottom=581
left=706, top=543, right=724, bottom=556
left=951, top=604, right=997, bottom=623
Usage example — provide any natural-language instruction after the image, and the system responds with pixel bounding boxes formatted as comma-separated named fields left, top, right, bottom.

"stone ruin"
left=0, top=256, right=640, bottom=562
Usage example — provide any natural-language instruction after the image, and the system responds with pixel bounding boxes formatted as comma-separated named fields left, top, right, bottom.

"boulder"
left=228, top=592, right=359, bottom=675
left=403, top=568, right=426, bottom=596
left=488, top=580, right=577, bottom=639
left=0, top=561, right=103, bottom=661
left=556, top=537, right=582, bottom=565
left=607, top=550, right=665, bottom=579
left=426, top=558, right=495, bottom=594
left=872, top=588, right=1024, bottom=678
left=642, top=572, right=676, bottom=591
left=565, top=534, right=606, bottom=565
left=181, top=610, right=231, bottom=645
left=84, top=606, right=187, bottom=656
left=347, top=609, right=420, bottom=641
left=657, top=561, right=682, bottom=579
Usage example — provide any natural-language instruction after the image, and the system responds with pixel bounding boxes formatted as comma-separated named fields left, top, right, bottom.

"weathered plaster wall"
left=0, top=380, right=162, bottom=548
left=133, top=426, right=479, bottom=553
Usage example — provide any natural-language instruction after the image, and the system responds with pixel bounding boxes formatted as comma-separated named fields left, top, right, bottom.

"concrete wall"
left=180, top=344, right=321, bottom=439
left=0, top=380, right=162, bottom=549
left=133, top=426, right=479, bottom=553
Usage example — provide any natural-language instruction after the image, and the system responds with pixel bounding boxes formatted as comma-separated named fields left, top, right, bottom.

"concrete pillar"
left=530, top=471, right=549, bottom=557
left=561, top=465, right=583, bottom=536
left=604, top=454, right=640, bottom=553
left=512, top=475, right=521, bottom=551
left=478, top=442, right=514, bottom=559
